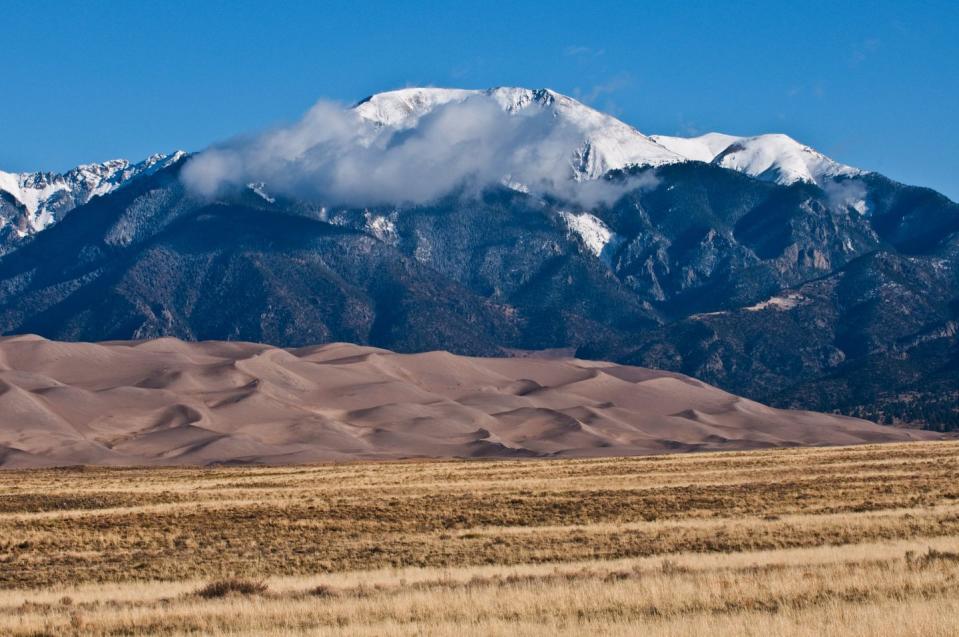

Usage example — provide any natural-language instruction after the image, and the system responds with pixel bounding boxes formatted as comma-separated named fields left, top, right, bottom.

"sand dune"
left=0, top=335, right=936, bottom=468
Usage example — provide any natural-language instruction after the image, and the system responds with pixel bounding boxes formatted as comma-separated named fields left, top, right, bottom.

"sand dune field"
left=0, top=335, right=934, bottom=467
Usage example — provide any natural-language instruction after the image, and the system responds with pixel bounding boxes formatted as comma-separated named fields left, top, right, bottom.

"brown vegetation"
left=0, top=441, right=957, bottom=635
left=195, top=579, right=269, bottom=599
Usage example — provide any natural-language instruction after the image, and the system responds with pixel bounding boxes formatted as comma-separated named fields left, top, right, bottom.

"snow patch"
left=501, top=175, right=530, bottom=194
left=247, top=182, right=275, bottom=203
left=364, top=212, right=397, bottom=242
left=559, top=211, right=622, bottom=265
left=743, top=292, right=806, bottom=312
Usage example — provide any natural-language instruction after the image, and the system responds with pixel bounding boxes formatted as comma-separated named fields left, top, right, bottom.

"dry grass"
left=0, top=441, right=958, bottom=635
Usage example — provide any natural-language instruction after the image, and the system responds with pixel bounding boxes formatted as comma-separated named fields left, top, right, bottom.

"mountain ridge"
left=0, top=151, right=186, bottom=253
left=353, top=87, right=867, bottom=187
left=0, top=87, right=896, bottom=247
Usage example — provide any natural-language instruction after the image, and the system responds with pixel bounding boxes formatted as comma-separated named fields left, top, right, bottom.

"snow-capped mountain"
left=354, top=87, right=684, bottom=180
left=352, top=87, right=864, bottom=187
left=0, top=151, right=186, bottom=239
left=652, top=132, right=862, bottom=186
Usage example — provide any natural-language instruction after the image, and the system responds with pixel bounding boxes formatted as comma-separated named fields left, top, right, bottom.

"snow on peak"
left=353, top=88, right=476, bottom=128
left=354, top=87, right=566, bottom=128
left=652, top=132, right=862, bottom=186
left=712, top=134, right=862, bottom=185
left=354, top=87, right=863, bottom=187
left=354, top=86, right=684, bottom=180
left=650, top=133, right=740, bottom=163
left=0, top=151, right=186, bottom=237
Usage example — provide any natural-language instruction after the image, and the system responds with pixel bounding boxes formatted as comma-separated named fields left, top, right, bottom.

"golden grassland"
left=1, top=441, right=958, bottom=635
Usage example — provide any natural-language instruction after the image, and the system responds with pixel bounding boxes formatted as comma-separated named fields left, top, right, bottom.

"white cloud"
left=582, top=74, right=632, bottom=104
left=824, top=178, right=869, bottom=214
left=564, top=45, right=605, bottom=58
left=849, top=37, right=881, bottom=67
left=180, top=95, right=652, bottom=208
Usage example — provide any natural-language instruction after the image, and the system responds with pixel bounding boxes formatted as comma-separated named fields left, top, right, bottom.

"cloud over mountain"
left=180, top=89, right=664, bottom=208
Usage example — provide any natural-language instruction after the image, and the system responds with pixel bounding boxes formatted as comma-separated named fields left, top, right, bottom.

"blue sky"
left=3, top=0, right=958, bottom=200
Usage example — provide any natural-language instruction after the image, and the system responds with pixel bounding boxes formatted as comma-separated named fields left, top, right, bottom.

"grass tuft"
left=308, top=584, right=340, bottom=598
left=907, top=547, right=959, bottom=569
left=195, top=578, right=268, bottom=598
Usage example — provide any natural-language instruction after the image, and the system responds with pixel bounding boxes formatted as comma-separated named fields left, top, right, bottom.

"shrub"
left=196, top=578, right=268, bottom=598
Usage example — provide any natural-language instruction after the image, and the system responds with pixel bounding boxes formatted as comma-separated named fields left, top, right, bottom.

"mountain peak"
left=353, top=86, right=569, bottom=127
left=354, top=86, right=683, bottom=180
left=353, top=87, right=477, bottom=127
left=653, top=132, right=862, bottom=186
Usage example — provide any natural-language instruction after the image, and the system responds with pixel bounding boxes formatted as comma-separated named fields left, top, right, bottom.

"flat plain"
left=2, top=440, right=958, bottom=635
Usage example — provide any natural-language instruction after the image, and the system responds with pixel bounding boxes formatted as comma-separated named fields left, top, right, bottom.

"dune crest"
left=0, top=336, right=935, bottom=468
